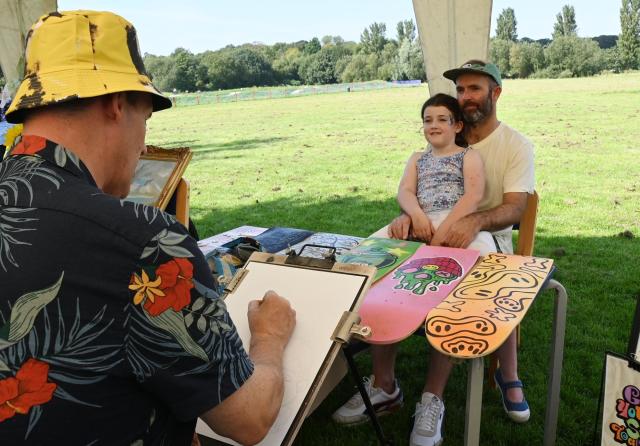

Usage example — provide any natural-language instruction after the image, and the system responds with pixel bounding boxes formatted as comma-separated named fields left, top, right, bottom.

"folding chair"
left=174, top=177, right=190, bottom=228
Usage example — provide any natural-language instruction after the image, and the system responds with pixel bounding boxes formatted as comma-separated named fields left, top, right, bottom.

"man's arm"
left=437, top=192, right=528, bottom=249
left=200, top=291, right=295, bottom=446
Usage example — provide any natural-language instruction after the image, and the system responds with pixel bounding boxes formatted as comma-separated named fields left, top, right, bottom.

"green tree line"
left=143, top=20, right=425, bottom=93
left=490, top=2, right=640, bottom=78
left=1, top=3, right=639, bottom=91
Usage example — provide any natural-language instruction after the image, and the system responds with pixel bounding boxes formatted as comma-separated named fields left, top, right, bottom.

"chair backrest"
left=174, top=178, right=190, bottom=229
left=514, top=191, right=539, bottom=256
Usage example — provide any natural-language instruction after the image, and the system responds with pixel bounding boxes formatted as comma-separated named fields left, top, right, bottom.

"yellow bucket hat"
left=6, top=10, right=171, bottom=123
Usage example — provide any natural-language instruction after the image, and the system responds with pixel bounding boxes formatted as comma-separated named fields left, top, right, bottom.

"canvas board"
left=600, top=352, right=640, bottom=445
left=197, top=253, right=374, bottom=445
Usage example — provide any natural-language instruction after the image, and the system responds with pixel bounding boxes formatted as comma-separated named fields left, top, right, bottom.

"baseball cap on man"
left=6, top=10, right=172, bottom=123
left=443, top=61, right=502, bottom=87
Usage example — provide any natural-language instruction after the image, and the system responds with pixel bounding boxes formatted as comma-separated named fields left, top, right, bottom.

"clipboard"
left=197, top=251, right=376, bottom=446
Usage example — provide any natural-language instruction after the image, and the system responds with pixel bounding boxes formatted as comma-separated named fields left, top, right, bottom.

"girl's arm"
left=431, top=149, right=485, bottom=247
left=397, top=152, right=435, bottom=241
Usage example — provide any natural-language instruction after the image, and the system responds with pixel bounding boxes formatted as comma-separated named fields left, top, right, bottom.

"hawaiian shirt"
left=0, top=135, right=253, bottom=445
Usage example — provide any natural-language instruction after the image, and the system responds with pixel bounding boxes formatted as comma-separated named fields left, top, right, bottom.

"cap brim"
left=443, top=67, right=501, bottom=86
left=6, top=69, right=171, bottom=124
left=443, top=67, right=477, bottom=82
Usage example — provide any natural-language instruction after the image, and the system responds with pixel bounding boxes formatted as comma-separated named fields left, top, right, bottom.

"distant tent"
left=412, top=0, right=492, bottom=96
left=0, top=0, right=57, bottom=95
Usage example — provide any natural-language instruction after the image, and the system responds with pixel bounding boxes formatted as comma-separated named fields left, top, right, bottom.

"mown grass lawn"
left=147, top=72, right=640, bottom=445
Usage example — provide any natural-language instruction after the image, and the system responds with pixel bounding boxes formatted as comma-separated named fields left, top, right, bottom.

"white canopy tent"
left=413, top=0, right=493, bottom=96
left=0, top=0, right=57, bottom=96
left=0, top=1, right=493, bottom=98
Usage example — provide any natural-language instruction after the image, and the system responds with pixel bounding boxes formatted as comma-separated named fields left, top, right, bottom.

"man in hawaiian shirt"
left=0, top=10, right=295, bottom=445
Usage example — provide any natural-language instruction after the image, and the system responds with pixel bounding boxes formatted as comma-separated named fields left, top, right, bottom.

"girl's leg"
left=495, top=332, right=524, bottom=402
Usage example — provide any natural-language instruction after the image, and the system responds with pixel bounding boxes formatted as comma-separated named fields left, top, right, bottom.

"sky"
left=58, top=0, right=621, bottom=56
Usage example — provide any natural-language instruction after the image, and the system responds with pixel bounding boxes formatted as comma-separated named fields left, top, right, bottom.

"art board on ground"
left=599, top=352, right=640, bottom=446
left=196, top=253, right=374, bottom=445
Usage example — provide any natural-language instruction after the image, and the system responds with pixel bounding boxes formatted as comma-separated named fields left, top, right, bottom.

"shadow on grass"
left=153, top=139, right=198, bottom=148
left=192, top=195, right=639, bottom=445
left=193, top=194, right=397, bottom=239
left=188, top=136, right=291, bottom=154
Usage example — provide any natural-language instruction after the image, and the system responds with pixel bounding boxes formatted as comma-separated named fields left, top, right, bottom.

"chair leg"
left=488, top=356, right=498, bottom=389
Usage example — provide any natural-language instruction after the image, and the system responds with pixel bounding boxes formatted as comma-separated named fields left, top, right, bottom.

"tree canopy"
left=496, top=8, right=518, bottom=42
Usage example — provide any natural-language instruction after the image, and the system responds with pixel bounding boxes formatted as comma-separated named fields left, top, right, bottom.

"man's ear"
left=101, top=92, right=127, bottom=122
left=492, top=85, right=502, bottom=102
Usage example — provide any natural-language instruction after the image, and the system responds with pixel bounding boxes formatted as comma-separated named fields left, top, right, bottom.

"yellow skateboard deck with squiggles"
left=425, top=253, right=554, bottom=358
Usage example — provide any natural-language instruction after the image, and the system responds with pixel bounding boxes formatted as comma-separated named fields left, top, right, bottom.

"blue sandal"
left=494, top=368, right=530, bottom=423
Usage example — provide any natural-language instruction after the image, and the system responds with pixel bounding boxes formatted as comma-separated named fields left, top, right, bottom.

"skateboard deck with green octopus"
left=425, top=253, right=554, bottom=358
left=337, top=237, right=423, bottom=282
left=355, top=244, right=480, bottom=344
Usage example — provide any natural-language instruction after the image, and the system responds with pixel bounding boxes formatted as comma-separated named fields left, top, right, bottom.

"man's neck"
left=23, top=111, right=108, bottom=189
left=465, top=116, right=500, bottom=145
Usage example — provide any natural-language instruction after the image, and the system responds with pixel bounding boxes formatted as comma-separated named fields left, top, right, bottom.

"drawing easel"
left=196, top=250, right=378, bottom=446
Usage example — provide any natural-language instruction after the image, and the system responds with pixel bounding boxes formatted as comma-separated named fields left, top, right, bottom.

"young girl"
left=396, top=93, right=494, bottom=253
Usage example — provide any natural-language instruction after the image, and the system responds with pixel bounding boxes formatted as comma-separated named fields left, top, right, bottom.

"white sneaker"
left=410, top=392, right=444, bottom=446
left=332, top=375, right=403, bottom=425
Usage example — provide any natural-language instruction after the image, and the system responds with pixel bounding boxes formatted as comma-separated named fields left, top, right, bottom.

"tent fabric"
left=0, top=0, right=57, bottom=95
left=412, top=0, right=492, bottom=96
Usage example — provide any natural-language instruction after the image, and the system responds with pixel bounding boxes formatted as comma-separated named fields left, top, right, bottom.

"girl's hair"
left=420, top=93, right=468, bottom=147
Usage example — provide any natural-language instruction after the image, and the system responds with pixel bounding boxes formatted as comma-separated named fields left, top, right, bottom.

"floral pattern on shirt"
left=1, top=135, right=253, bottom=445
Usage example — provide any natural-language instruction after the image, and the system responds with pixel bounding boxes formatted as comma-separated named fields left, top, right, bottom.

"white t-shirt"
left=469, top=122, right=535, bottom=252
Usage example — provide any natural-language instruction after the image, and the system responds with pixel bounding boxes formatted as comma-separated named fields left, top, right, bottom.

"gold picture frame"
left=126, top=145, right=192, bottom=210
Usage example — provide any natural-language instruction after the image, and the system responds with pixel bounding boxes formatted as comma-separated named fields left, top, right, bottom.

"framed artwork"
left=126, top=145, right=192, bottom=210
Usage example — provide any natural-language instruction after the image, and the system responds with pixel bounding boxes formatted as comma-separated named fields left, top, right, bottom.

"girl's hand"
left=410, top=213, right=435, bottom=243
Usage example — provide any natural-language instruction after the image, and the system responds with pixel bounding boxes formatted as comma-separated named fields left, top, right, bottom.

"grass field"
left=147, top=72, right=640, bottom=445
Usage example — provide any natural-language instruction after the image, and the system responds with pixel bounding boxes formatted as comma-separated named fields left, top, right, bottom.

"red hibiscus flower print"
left=10, top=135, right=47, bottom=156
left=143, top=258, right=194, bottom=316
left=0, top=358, right=57, bottom=422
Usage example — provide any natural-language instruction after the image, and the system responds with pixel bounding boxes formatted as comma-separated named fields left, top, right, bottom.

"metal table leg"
left=464, top=357, right=484, bottom=446
left=543, top=279, right=567, bottom=446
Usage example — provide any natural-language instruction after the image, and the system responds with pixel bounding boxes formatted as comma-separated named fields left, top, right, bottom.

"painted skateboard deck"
left=425, top=253, right=554, bottom=358
left=357, top=245, right=480, bottom=344
left=337, top=237, right=423, bottom=282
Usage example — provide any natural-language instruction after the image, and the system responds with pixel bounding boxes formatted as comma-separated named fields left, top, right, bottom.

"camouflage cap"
left=6, top=10, right=171, bottom=123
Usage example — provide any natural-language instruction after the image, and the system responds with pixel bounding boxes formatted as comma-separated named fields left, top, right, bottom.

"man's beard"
left=462, top=91, right=494, bottom=125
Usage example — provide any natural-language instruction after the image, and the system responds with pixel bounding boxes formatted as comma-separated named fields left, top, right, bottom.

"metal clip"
left=224, top=269, right=248, bottom=293
left=331, top=311, right=372, bottom=344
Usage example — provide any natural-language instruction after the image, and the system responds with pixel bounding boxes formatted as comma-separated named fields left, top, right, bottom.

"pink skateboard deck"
left=425, top=253, right=554, bottom=358
left=357, top=245, right=480, bottom=344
